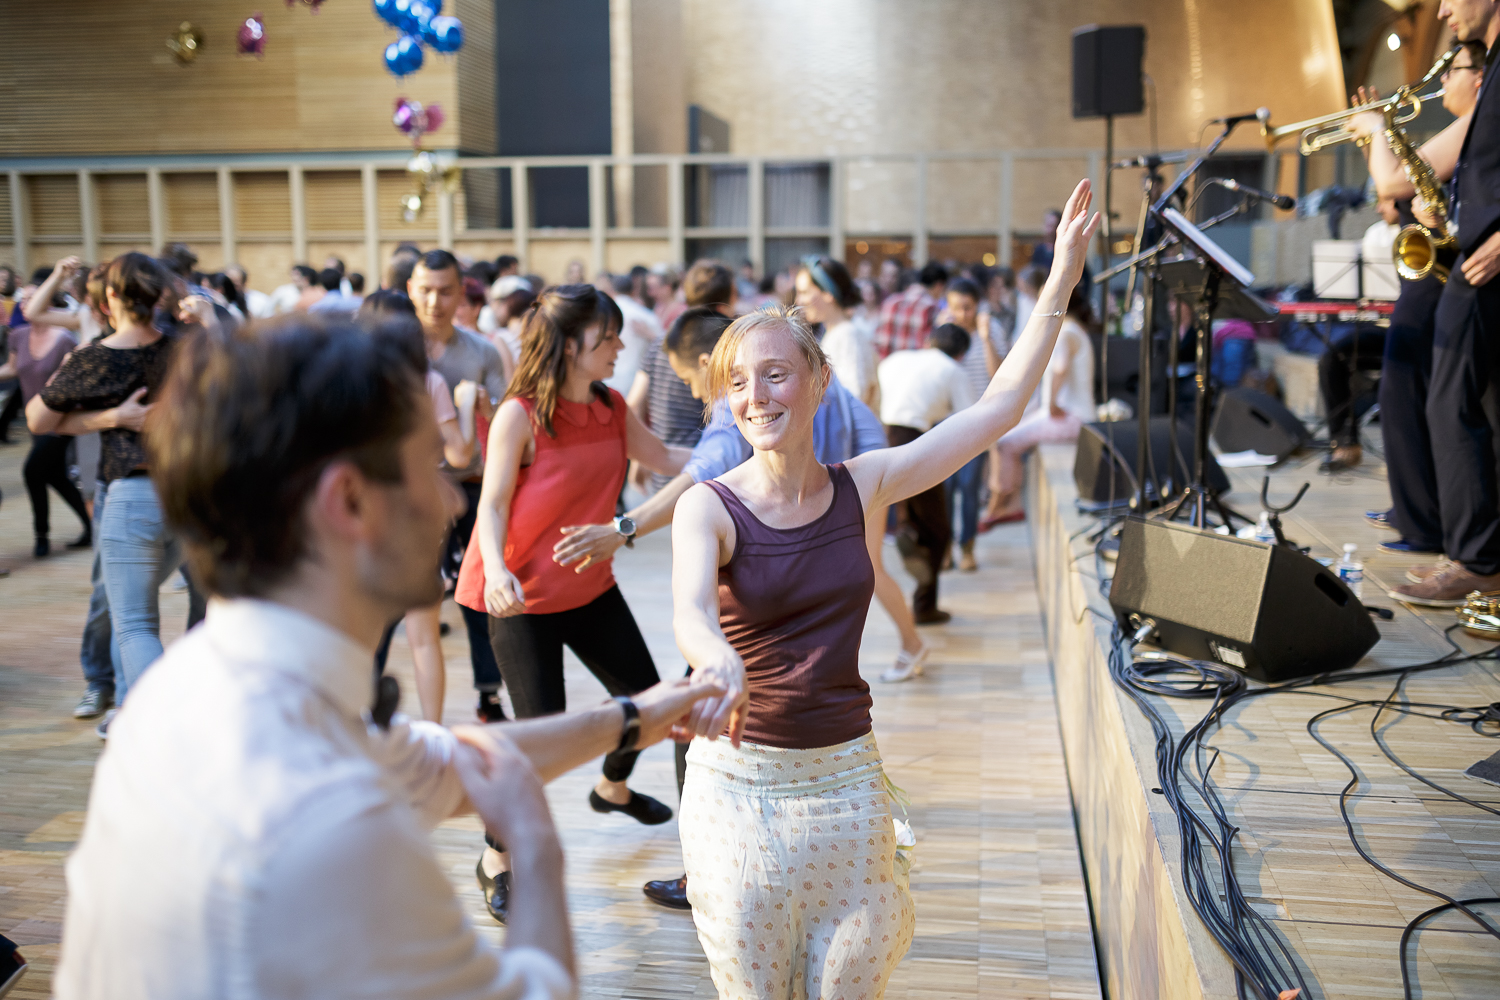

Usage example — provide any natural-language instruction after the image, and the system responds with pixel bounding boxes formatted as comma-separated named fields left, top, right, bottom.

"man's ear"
left=308, top=459, right=375, bottom=546
left=697, top=352, right=712, bottom=371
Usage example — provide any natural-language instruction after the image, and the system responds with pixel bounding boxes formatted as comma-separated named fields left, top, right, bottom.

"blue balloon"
left=390, top=0, right=421, bottom=33
left=426, top=0, right=442, bottom=14
left=384, top=34, right=424, bottom=77
left=428, top=16, right=464, bottom=54
left=397, top=34, right=425, bottom=73
left=410, top=0, right=436, bottom=30
left=373, top=0, right=402, bottom=28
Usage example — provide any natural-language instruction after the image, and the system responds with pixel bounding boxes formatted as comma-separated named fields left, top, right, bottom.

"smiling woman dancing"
left=671, top=179, right=1098, bottom=999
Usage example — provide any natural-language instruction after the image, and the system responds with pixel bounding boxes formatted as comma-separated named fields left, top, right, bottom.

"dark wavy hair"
left=799, top=256, right=862, bottom=310
left=149, top=316, right=423, bottom=598
left=504, top=284, right=622, bottom=437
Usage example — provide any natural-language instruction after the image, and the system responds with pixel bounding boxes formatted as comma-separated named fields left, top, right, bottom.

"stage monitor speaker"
left=1109, top=517, right=1379, bottom=682
left=1074, top=417, right=1230, bottom=503
left=1211, top=387, right=1308, bottom=460
left=1071, top=25, right=1146, bottom=119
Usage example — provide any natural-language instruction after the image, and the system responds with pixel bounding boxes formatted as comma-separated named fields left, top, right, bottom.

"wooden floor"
left=1038, top=434, right=1500, bottom=1000
left=0, top=431, right=1102, bottom=999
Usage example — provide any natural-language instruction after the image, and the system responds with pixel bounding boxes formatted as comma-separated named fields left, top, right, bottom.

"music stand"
left=1153, top=208, right=1274, bottom=528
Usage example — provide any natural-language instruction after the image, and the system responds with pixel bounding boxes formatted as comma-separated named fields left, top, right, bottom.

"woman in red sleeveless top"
left=670, top=180, right=1099, bottom=999
left=454, top=284, right=690, bottom=925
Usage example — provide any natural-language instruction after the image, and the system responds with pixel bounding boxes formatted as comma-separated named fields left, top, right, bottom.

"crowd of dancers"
left=0, top=159, right=1101, bottom=997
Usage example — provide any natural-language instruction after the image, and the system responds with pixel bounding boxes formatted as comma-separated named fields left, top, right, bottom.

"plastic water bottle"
left=1254, top=511, right=1277, bottom=545
left=1337, top=543, right=1364, bottom=599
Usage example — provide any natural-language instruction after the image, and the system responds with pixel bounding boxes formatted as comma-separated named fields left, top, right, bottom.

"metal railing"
left=0, top=147, right=1305, bottom=278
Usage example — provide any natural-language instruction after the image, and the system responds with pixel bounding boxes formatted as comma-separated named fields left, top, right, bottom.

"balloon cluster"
left=373, top=0, right=464, bottom=77
left=166, top=21, right=204, bottom=65
left=236, top=13, right=267, bottom=57
left=393, top=98, right=446, bottom=147
left=402, top=151, right=460, bottom=222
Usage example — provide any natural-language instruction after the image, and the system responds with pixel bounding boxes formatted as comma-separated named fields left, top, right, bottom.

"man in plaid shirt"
left=874, top=261, right=949, bottom=358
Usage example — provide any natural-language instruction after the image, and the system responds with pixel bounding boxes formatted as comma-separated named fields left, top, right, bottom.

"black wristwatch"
left=613, top=515, right=637, bottom=549
left=612, top=695, right=640, bottom=753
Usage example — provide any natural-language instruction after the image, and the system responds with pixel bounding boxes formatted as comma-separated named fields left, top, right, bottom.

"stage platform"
left=1030, top=443, right=1500, bottom=999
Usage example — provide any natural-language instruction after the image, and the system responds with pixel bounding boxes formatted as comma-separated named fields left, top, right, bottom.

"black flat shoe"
left=642, top=874, right=691, bottom=910
left=914, top=609, right=952, bottom=625
left=589, top=788, right=672, bottom=825
left=32, top=537, right=48, bottom=558
left=66, top=530, right=92, bottom=550
left=475, top=857, right=510, bottom=925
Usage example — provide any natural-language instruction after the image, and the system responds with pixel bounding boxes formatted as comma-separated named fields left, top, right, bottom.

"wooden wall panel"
left=0, top=2, right=460, bottom=155
left=455, top=0, right=497, bottom=154
left=27, top=176, right=81, bottom=238
left=0, top=183, right=12, bottom=240
left=236, top=173, right=292, bottom=235
left=304, top=171, right=363, bottom=235
left=164, top=172, right=219, bottom=237
left=96, top=175, right=150, bottom=237
left=307, top=240, right=371, bottom=277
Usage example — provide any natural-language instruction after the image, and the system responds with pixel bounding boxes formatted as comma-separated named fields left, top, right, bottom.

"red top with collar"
left=456, top=388, right=627, bottom=615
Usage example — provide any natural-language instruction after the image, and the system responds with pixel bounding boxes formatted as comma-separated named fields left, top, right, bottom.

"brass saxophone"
left=1387, top=47, right=1459, bottom=283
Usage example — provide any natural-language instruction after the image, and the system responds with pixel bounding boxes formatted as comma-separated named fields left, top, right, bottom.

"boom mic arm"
left=1210, top=177, right=1296, bottom=211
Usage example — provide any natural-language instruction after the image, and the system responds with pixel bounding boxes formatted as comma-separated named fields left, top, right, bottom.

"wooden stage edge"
left=1027, top=444, right=1500, bottom=1000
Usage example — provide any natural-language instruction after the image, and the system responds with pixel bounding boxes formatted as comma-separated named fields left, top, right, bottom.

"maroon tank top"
left=704, top=463, right=876, bottom=749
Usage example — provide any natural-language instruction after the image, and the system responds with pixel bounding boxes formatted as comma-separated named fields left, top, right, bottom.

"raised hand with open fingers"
left=1049, top=178, right=1102, bottom=293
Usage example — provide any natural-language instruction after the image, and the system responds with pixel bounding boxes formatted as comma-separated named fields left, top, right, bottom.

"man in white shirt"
left=877, top=323, right=976, bottom=624
left=55, top=317, right=719, bottom=1000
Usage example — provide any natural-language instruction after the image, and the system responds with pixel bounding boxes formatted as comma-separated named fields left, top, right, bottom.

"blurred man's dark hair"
left=150, top=317, right=423, bottom=598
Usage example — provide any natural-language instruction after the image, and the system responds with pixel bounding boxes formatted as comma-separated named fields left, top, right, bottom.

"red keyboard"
left=1278, top=301, right=1395, bottom=322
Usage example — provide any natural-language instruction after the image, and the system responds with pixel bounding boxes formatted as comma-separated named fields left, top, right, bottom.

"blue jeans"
left=80, top=480, right=121, bottom=695
left=946, top=452, right=986, bottom=547
left=99, top=476, right=183, bottom=697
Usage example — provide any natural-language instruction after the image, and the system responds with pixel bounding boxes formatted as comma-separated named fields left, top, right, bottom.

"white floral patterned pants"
left=680, top=731, right=915, bottom=1000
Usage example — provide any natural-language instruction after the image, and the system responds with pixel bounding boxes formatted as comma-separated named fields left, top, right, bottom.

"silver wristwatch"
left=613, top=515, right=637, bottom=549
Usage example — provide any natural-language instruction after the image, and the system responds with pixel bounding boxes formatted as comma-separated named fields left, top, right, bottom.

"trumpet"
left=1262, top=46, right=1459, bottom=282
left=1260, top=47, right=1452, bottom=156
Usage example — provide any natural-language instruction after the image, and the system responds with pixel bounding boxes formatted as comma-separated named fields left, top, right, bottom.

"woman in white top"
left=984, top=284, right=1096, bottom=522
left=795, top=256, right=878, bottom=409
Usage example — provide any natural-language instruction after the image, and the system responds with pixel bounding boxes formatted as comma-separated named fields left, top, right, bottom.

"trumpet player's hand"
left=1347, top=87, right=1385, bottom=142
left=1462, top=231, right=1500, bottom=288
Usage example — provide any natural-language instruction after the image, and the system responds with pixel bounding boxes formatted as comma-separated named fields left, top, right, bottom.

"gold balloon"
left=167, top=22, right=204, bottom=65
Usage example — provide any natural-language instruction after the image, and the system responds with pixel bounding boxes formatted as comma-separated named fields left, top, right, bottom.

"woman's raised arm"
left=848, top=178, right=1099, bottom=511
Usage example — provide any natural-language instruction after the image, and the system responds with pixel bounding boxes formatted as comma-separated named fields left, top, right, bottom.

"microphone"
left=1212, top=177, right=1296, bottom=211
left=1211, top=108, right=1272, bottom=127
left=1112, top=151, right=1192, bottom=169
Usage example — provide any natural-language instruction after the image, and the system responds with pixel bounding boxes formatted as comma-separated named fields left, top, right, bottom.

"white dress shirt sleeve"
left=373, top=717, right=469, bottom=829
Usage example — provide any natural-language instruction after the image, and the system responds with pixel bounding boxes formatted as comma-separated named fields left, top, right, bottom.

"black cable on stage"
left=1079, top=516, right=1500, bottom=999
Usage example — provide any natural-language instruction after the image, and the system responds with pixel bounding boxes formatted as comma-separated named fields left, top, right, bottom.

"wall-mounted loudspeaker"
left=1109, top=516, right=1379, bottom=682
left=1071, top=25, right=1146, bottom=119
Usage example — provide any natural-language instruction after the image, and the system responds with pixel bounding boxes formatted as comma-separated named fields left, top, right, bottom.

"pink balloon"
left=237, top=13, right=267, bottom=57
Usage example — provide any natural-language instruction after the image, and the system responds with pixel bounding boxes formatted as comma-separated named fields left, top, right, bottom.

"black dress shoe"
left=66, top=530, right=92, bottom=550
left=475, top=858, right=510, bottom=925
left=642, top=874, right=691, bottom=910
left=589, top=788, right=672, bottom=825
left=476, top=691, right=507, bottom=723
left=33, top=537, right=49, bottom=559
left=914, top=609, right=952, bottom=625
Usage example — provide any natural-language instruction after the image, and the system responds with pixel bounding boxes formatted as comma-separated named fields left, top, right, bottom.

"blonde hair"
left=706, top=303, right=829, bottom=405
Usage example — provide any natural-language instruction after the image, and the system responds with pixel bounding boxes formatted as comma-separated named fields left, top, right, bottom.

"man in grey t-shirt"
left=409, top=250, right=508, bottom=720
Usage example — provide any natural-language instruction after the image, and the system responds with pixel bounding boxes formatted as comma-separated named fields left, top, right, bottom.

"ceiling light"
left=1387, top=32, right=1402, bottom=51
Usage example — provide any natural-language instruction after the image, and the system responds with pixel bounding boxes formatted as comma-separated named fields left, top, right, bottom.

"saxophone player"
left=1350, top=6, right=1500, bottom=607
left=1345, top=39, right=1486, bottom=564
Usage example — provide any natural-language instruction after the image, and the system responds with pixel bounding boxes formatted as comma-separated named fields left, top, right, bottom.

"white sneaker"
left=881, top=644, right=929, bottom=683
left=95, top=708, right=117, bottom=740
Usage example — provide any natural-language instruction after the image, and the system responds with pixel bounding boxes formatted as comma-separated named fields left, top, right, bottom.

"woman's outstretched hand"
left=1050, top=179, right=1102, bottom=293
